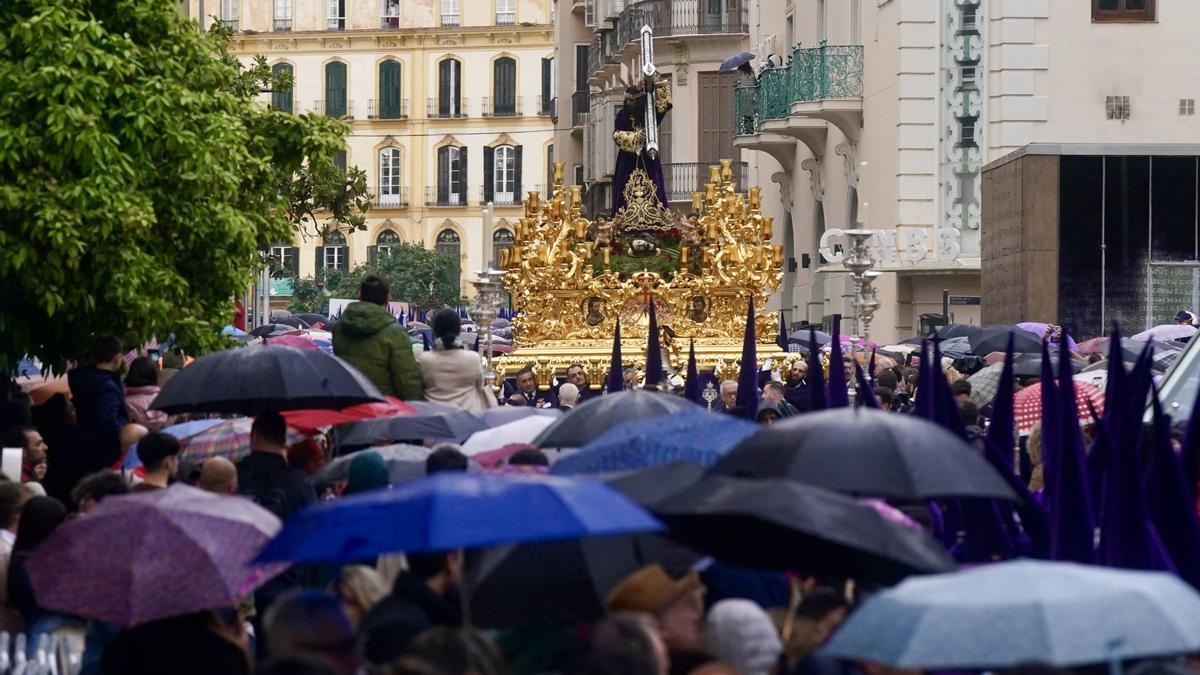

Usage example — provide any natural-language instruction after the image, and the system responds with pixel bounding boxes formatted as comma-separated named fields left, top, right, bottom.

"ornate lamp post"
left=842, top=230, right=877, bottom=338
left=469, top=269, right=505, bottom=384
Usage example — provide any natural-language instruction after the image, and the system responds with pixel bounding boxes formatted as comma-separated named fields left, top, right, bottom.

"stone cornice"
left=231, top=25, right=554, bottom=55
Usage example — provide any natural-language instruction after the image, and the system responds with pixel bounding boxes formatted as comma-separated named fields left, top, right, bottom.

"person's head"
left=92, top=336, right=124, bottom=371
left=795, top=586, right=849, bottom=644
left=432, top=309, right=462, bottom=347
left=0, top=482, right=32, bottom=533
left=960, top=400, right=981, bottom=428
left=138, top=431, right=181, bottom=478
left=875, top=386, right=894, bottom=412
left=264, top=590, right=360, bottom=675
left=789, top=360, right=808, bottom=383
left=570, top=613, right=666, bottom=675
left=333, top=565, right=386, bottom=628
left=426, top=445, right=469, bottom=475
left=407, top=550, right=463, bottom=595
left=72, top=470, right=130, bottom=513
left=588, top=297, right=603, bottom=314
left=360, top=274, right=390, bottom=307
left=755, top=403, right=780, bottom=426
left=691, top=296, right=706, bottom=311
left=558, top=383, right=580, bottom=408
left=607, top=564, right=705, bottom=651
left=566, top=364, right=588, bottom=388
left=951, top=379, right=972, bottom=405
left=720, top=380, right=738, bottom=409
left=124, top=357, right=159, bottom=388
left=288, top=438, right=326, bottom=476
left=516, top=367, right=537, bottom=394
left=251, top=412, right=288, bottom=452
left=346, top=451, right=390, bottom=495
left=100, top=610, right=253, bottom=675
left=623, top=367, right=638, bottom=390
left=1178, top=311, right=1198, bottom=326
left=120, top=423, right=149, bottom=454
left=4, top=426, right=47, bottom=482
left=507, top=448, right=549, bottom=467
left=623, top=85, right=642, bottom=113
left=405, top=627, right=508, bottom=675
left=197, top=457, right=238, bottom=495
left=762, top=381, right=786, bottom=404
left=13, top=495, right=66, bottom=553
left=703, top=599, right=781, bottom=675
left=876, top=369, right=899, bottom=391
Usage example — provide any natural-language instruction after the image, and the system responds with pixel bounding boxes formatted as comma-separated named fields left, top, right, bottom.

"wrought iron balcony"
left=368, top=99, right=410, bottom=120
left=426, top=98, right=469, bottom=119
left=480, top=187, right=521, bottom=206
left=615, top=0, right=748, bottom=42
left=663, top=161, right=748, bottom=202
left=313, top=99, right=355, bottom=120
left=482, top=97, right=523, bottom=117
left=734, top=44, right=864, bottom=133
left=220, top=19, right=239, bottom=31
left=379, top=15, right=400, bottom=29
left=441, top=13, right=460, bottom=26
left=375, top=187, right=410, bottom=208
left=496, top=11, right=516, bottom=25
left=571, top=91, right=589, bottom=128
left=273, top=18, right=291, bottom=31
left=424, top=186, right=471, bottom=207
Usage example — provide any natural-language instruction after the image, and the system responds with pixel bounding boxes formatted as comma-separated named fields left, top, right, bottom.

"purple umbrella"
left=28, top=485, right=282, bottom=626
left=1016, top=322, right=1079, bottom=352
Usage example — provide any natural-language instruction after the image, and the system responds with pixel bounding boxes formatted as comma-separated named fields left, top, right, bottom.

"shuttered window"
left=439, top=59, right=461, bottom=117
left=325, top=62, right=347, bottom=118
left=271, top=63, right=293, bottom=113
left=437, top=147, right=466, bottom=205
left=697, top=71, right=736, bottom=165
left=435, top=229, right=461, bottom=291
left=494, top=58, right=516, bottom=116
left=379, top=60, right=402, bottom=119
left=379, top=148, right=402, bottom=206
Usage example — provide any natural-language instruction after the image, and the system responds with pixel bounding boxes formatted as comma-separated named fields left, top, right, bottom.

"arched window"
left=493, top=57, right=516, bottom=116
left=435, top=229, right=462, bottom=291
left=372, top=229, right=401, bottom=262
left=271, top=63, right=293, bottom=113
left=492, top=228, right=514, bottom=267
left=325, top=62, right=347, bottom=118
left=484, top=144, right=522, bottom=205
left=319, top=230, right=348, bottom=273
left=378, top=59, right=402, bottom=119
left=378, top=148, right=403, bottom=206
left=438, top=59, right=461, bottom=118
left=436, top=146, right=466, bottom=205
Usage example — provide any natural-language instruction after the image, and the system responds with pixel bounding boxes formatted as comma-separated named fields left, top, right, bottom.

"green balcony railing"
left=734, top=43, right=864, bottom=134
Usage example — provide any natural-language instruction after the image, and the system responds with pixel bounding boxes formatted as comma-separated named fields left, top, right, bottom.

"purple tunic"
left=611, top=107, right=670, bottom=215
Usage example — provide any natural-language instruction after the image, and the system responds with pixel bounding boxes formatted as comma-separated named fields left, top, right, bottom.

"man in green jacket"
left=331, top=275, right=424, bottom=400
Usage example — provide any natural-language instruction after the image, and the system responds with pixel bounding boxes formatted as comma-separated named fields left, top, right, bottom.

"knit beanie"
left=702, top=599, right=782, bottom=675
left=345, top=451, right=390, bottom=495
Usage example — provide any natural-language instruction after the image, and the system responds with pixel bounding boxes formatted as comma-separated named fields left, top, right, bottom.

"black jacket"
left=236, top=452, right=316, bottom=521
left=359, top=572, right=461, bottom=665
left=68, top=366, right=130, bottom=471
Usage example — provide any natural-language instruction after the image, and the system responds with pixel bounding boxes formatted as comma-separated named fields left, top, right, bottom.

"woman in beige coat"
left=419, top=309, right=498, bottom=413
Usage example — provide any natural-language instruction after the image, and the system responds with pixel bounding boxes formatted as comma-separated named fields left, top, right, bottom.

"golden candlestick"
left=500, top=248, right=511, bottom=268
left=602, top=247, right=611, bottom=268
left=705, top=183, right=716, bottom=202
left=528, top=191, right=540, bottom=209
left=692, top=192, right=704, bottom=212
left=748, top=187, right=761, bottom=209
left=761, top=216, right=774, bottom=240
left=772, top=245, right=784, bottom=266
left=552, top=161, right=564, bottom=186
left=720, top=159, right=733, bottom=182
left=570, top=186, right=582, bottom=209
left=574, top=218, right=587, bottom=240
left=708, top=165, right=722, bottom=185
left=679, top=246, right=689, bottom=265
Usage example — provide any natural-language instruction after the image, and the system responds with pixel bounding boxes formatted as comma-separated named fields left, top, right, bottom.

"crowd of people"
left=2, top=275, right=1199, bottom=675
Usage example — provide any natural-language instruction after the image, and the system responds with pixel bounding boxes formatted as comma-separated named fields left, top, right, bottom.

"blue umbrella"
left=255, top=472, right=662, bottom=564
left=551, top=409, right=757, bottom=475
left=719, top=51, right=754, bottom=73
left=824, top=559, right=1200, bottom=669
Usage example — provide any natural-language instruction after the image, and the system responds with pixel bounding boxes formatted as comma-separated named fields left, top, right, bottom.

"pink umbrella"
left=179, top=417, right=307, bottom=462
left=265, top=334, right=319, bottom=351
left=28, top=484, right=282, bottom=626
left=473, top=443, right=536, bottom=469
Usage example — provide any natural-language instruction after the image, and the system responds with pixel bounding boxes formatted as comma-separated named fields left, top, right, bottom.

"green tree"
left=289, top=243, right=465, bottom=314
left=0, top=1, right=348, bottom=371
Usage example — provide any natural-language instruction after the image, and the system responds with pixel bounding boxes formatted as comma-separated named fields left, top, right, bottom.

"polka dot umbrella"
left=1013, top=381, right=1105, bottom=436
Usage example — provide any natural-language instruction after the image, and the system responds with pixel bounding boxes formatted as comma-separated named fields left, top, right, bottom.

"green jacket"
left=331, top=301, right=424, bottom=400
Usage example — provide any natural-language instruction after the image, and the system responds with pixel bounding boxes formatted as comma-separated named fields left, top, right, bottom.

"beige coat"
left=418, top=347, right=498, bottom=414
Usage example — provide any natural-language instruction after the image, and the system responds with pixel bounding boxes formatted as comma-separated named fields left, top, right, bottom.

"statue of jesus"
left=612, top=80, right=672, bottom=215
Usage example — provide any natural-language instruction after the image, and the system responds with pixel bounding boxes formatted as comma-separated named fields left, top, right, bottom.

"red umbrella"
left=281, top=396, right=416, bottom=433
left=473, top=443, right=537, bottom=469
left=265, top=334, right=319, bottom=351
left=1014, top=381, right=1104, bottom=435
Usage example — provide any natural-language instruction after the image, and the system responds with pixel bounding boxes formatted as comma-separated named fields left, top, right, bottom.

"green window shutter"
left=288, top=246, right=300, bottom=277
left=483, top=146, right=495, bottom=203
left=514, top=145, right=523, bottom=199
left=325, top=62, right=347, bottom=118
left=272, top=63, right=293, bottom=114
left=379, top=60, right=401, bottom=119
left=368, top=245, right=378, bottom=266
left=315, top=247, right=325, bottom=276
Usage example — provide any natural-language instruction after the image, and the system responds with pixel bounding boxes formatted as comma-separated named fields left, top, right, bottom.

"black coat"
left=359, top=572, right=461, bottom=664
left=236, top=452, right=316, bottom=521
left=67, top=367, right=130, bottom=471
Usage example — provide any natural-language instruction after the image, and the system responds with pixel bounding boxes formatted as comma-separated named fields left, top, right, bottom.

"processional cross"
left=639, top=24, right=660, bottom=160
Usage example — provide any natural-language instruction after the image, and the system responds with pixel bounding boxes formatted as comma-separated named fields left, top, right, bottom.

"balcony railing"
left=424, top=186, right=471, bottom=207
left=537, top=95, right=553, bottom=117
left=368, top=98, right=410, bottom=119
left=496, top=11, right=516, bottom=25
left=663, top=161, right=748, bottom=202
left=273, top=18, right=291, bottom=31
left=734, top=44, right=864, bottom=133
left=313, top=99, right=355, bottom=119
left=220, top=18, right=239, bottom=31
left=427, top=98, right=469, bottom=119
left=375, top=187, right=410, bottom=208
left=441, top=13, right=460, bottom=26
left=380, top=15, right=400, bottom=28
left=590, top=0, right=750, bottom=77
left=571, top=91, right=589, bottom=128
left=482, top=96, right=522, bottom=117
left=326, top=17, right=345, bottom=30
left=481, top=187, right=521, bottom=206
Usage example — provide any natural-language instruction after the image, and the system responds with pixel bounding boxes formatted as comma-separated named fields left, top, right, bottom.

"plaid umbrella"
left=179, top=417, right=307, bottom=463
left=1014, top=381, right=1104, bottom=435
left=968, top=363, right=1005, bottom=408
left=28, top=484, right=281, bottom=626
left=940, top=337, right=974, bottom=359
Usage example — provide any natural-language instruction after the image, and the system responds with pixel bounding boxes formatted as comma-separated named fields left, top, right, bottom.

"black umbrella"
left=1011, top=353, right=1083, bottom=378
left=711, top=408, right=1016, bottom=501
left=654, top=475, right=955, bottom=582
left=465, top=533, right=700, bottom=629
left=273, top=316, right=311, bottom=329
left=968, top=326, right=1043, bottom=355
left=294, top=313, right=329, bottom=326
left=602, top=461, right=708, bottom=508
left=249, top=323, right=296, bottom=338
left=534, top=391, right=699, bottom=448
left=151, top=345, right=385, bottom=415
left=900, top=324, right=983, bottom=344
left=789, top=329, right=832, bottom=350
left=337, top=401, right=488, bottom=445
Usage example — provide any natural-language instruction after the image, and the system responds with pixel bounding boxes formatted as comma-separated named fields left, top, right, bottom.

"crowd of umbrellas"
left=13, top=307, right=1200, bottom=674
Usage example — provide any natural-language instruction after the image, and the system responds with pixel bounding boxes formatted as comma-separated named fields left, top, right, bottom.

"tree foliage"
left=287, top=243, right=465, bottom=314
left=0, top=0, right=348, bottom=371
